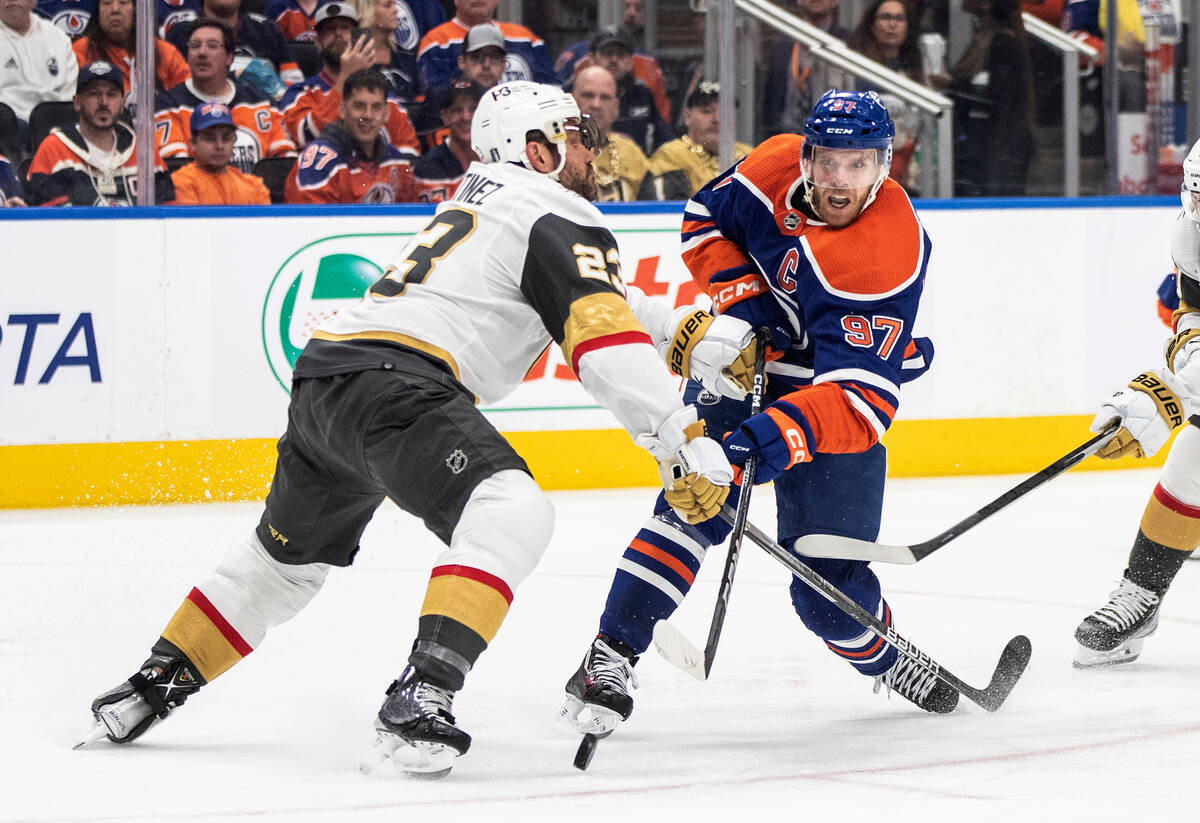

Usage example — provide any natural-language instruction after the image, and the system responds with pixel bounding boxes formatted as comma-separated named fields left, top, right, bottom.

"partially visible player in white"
left=77, top=81, right=752, bottom=778
left=1073, top=138, right=1200, bottom=668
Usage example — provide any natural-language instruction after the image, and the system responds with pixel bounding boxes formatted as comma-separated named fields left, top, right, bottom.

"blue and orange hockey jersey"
left=279, top=69, right=420, bottom=153
left=284, top=121, right=414, bottom=204
left=264, top=0, right=317, bottom=43
left=416, top=19, right=557, bottom=93
left=681, top=133, right=933, bottom=455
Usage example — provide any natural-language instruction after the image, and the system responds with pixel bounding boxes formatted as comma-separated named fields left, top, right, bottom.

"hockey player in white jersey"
left=77, top=81, right=750, bottom=777
left=1073, top=138, right=1200, bottom=667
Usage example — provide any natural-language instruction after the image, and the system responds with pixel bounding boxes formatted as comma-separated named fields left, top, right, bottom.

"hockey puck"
left=573, top=733, right=598, bottom=771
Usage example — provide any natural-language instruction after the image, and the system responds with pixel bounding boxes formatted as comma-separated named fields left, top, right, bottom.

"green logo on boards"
left=261, top=234, right=409, bottom=394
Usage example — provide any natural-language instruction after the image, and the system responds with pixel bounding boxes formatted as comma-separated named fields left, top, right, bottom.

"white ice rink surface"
left=5, top=468, right=1200, bottom=822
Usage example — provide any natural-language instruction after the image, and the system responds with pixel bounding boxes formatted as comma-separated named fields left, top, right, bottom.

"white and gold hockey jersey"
left=296, top=159, right=684, bottom=450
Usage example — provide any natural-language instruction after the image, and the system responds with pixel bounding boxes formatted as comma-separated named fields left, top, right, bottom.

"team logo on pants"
left=445, top=449, right=468, bottom=474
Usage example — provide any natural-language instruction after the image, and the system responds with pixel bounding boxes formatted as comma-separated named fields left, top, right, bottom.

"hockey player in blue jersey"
left=560, top=90, right=951, bottom=739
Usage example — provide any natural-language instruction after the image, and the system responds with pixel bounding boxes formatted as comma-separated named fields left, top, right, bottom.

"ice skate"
left=873, top=653, right=959, bottom=713
left=1074, top=577, right=1163, bottom=668
left=369, top=666, right=470, bottom=779
left=558, top=634, right=639, bottom=738
left=76, top=654, right=203, bottom=748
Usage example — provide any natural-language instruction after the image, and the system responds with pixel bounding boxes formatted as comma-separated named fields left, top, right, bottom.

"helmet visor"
left=1184, top=188, right=1200, bottom=221
left=803, top=145, right=888, bottom=190
left=565, top=114, right=604, bottom=156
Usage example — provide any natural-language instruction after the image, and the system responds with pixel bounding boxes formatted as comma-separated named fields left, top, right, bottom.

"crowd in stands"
left=0, top=0, right=1168, bottom=206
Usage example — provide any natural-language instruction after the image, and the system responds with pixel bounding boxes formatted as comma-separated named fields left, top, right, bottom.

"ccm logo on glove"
left=711, top=274, right=766, bottom=312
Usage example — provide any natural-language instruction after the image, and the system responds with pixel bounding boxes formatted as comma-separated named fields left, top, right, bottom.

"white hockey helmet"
left=1182, top=138, right=1200, bottom=221
left=471, top=81, right=598, bottom=179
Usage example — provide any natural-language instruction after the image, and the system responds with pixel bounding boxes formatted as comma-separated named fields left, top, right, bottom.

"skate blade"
left=73, top=721, right=111, bottom=750
left=361, top=731, right=458, bottom=779
left=1072, top=638, right=1144, bottom=669
left=556, top=695, right=619, bottom=738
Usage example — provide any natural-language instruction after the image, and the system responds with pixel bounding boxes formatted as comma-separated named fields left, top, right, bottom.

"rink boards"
left=0, top=198, right=1182, bottom=507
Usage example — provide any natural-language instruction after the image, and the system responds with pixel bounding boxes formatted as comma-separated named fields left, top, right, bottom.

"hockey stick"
left=727, top=509, right=1032, bottom=712
left=790, top=422, right=1121, bottom=565
left=652, top=329, right=769, bottom=682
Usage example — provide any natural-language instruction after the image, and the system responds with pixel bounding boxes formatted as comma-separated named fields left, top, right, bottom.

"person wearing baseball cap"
left=412, top=79, right=481, bottom=202
left=585, top=26, right=673, bottom=156
left=171, top=101, right=271, bottom=204
left=75, top=58, right=123, bottom=95
left=25, top=59, right=175, bottom=205
left=455, top=24, right=506, bottom=90
left=645, top=80, right=753, bottom=198
left=416, top=0, right=556, bottom=92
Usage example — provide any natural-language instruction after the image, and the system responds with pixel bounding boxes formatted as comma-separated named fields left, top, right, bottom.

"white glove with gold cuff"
left=1092, top=370, right=1188, bottom=459
left=1167, top=310, right=1200, bottom=397
left=663, top=307, right=757, bottom=400
left=650, top=406, right=734, bottom=524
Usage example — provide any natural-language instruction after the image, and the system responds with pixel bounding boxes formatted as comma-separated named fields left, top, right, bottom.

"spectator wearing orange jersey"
left=72, top=0, right=190, bottom=98
left=265, top=0, right=318, bottom=42
left=417, top=0, right=556, bottom=93
left=279, top=2, right=418, bottom=153
left=171, top=101, right=271, bottom=204
left=285, top=67, right=414, bottom=203
left=155, top=18, right=296, bottom=173
left=27, top=60, right=175, bottom=205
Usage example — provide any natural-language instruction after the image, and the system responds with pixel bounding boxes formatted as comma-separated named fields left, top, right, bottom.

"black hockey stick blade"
left=730, top=512, right=1032, bottom=712
left=966, top=634, right=1032, bottom=712
left=790, top=423, right=1121, bottom=565
left=574, top=733, right=599, bottom=771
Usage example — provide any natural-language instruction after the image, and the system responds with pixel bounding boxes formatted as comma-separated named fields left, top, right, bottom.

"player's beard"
left=559, top=160, right=598, bottom=201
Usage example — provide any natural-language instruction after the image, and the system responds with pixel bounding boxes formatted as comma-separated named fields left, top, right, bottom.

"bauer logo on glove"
left=1129, top=372, right=1186, bottom=427
left=1093, top=370, right=1189, bottom=460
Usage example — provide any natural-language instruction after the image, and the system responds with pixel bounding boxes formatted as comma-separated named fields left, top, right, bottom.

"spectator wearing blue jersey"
left=411, top=78, right=477, bottom=202
left=586, top=27, right=672, bottom=157
left=166, top=0, right=303, bottom=90
left=0, top=150, right=26, bottom=205
left=355, top=0, right=443, bottom=103
left=34, top=0, right=93, bottom=38
left=416, top=0, right=556, bottom=94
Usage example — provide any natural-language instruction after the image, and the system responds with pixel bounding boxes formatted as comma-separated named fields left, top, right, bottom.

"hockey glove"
left=1093, top=370, right=1188, bottom=459
left=665, top=306, right=757, bottom=399
left=1166, top=310, right=1200, bottom=397
left=708, top=264, right=793, bottom=351
left=654, top=407, right=734, bottom=524
left=721, top=400, right=813, bottom=484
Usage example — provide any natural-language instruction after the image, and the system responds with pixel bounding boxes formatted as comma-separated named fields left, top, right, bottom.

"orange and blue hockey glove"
left=721, top=399, right=814, bottom=484
left=708, top=264, right=793, bottom=352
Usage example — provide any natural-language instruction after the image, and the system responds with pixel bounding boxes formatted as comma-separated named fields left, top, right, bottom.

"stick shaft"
left=793, top=422, right=1121, bottom=565
left=728, top=510, right=1028, bottom=711
left=697, top=330, right=768, bottom=677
